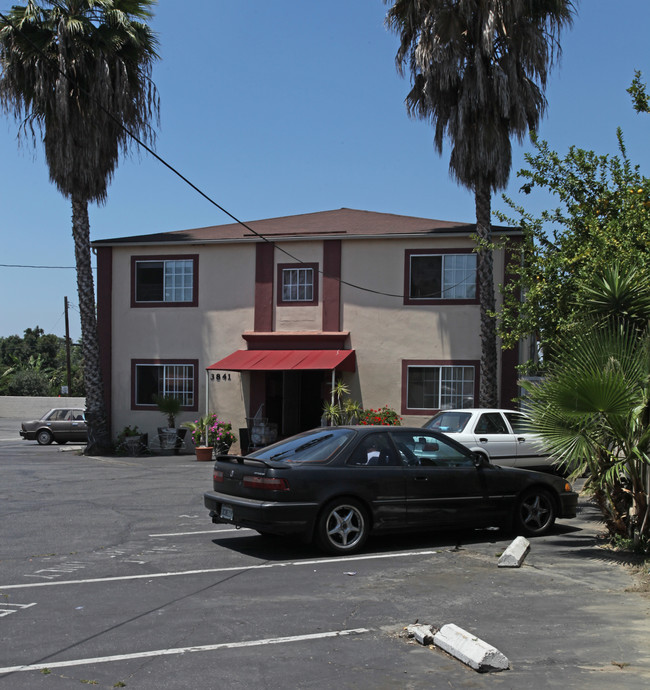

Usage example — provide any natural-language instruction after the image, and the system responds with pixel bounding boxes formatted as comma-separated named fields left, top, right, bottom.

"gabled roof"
left=92, top=207, right=520, bottom=246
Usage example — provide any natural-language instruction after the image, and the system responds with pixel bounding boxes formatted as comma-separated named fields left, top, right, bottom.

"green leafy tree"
left=628, top=70, right=650, bottom=114
left=523, top=264, right=650, bottom=546
left=385, top=0, right=574, bottom=405
left=0, top=1, right=159, bottom=453
left=0, top=334, right=28, bottom=366
left=8, top=368, right=51, bottom=396
left=0, top=327, right=85, bottom=395
left=497, top=132, right=650, bottom=370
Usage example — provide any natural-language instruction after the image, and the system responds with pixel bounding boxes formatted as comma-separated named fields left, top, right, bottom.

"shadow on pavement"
left=211, top=525, right=524, bottom=562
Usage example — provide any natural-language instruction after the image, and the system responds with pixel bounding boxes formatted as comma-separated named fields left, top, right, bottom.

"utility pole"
left=64, top=296, right=72, bottom=396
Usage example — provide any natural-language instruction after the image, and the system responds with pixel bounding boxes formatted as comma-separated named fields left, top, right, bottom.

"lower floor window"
left=133, top=361, right=197, bottom=408
left=406, top=364, right=475, bottom=411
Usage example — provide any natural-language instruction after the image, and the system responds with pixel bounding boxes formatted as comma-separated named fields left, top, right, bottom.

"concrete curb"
left=433, top=624, right=510, bottom=673
left=405, top=624, right=435, bottom=645
left=498, top=536, right=530, bottom=568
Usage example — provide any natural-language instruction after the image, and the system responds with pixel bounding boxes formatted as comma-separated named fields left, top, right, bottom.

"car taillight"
left=213, top=471, right=224, bottom=483
left=243, top=476, right=289, bottom=491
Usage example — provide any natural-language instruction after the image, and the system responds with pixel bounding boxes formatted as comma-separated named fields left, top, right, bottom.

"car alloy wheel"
left=516, top=489, right=556, bottom=537
left=36, top=429, right=53, bottom=445
left=317, top=498, right=369, bottom=555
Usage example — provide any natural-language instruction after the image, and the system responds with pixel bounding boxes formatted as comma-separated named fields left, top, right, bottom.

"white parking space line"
left=1, top=550, right=438, bottom=590
left=0, top=628, right=371, bottom=674
left=149, top=528, right=254, bottom=537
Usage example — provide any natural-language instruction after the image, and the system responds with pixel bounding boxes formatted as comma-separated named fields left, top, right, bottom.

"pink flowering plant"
left=207, top=416, right=237, bottom=449
left=183, top=414, right=237, bottom=448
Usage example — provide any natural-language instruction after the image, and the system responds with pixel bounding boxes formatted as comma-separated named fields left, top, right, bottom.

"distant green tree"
left=0, top=327, right=85, bottom=396
left=8, top=368, right=51, bottom=396
left=0, top=334, right=27, bottom=366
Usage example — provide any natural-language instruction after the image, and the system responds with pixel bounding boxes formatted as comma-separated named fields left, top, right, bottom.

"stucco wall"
left=105, top=233, right=509, bottom=440
left=109, top=244, right=255, bottom=438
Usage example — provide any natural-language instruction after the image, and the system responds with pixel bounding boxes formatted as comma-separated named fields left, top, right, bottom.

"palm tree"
left=523, top=264, right=650, bottom=544
left=0, top=1, right=159, bottom=453
left=385, top=0, right=574, bottom=406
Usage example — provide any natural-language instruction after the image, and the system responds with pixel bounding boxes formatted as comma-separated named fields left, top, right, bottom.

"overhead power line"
left=0, top=263, right=94, bottom=270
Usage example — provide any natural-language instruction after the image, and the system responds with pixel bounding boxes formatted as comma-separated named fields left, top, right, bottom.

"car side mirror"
left=473, top=453, right=488, bottom=468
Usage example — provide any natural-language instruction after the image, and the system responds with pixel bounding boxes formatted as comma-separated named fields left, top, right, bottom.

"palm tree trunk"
left=71, top=195, right=111, bottom=454
left=475, top=183, right=498, bottom=407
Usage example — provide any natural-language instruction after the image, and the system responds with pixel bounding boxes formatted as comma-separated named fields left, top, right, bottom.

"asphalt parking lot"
left=1, top=416, right=650, bottom=689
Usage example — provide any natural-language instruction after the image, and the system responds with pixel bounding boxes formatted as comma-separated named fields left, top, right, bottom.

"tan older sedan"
left=20, top=408, right=87, bottom=445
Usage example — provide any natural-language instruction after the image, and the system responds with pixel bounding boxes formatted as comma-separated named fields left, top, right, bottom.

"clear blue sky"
left=1, top=0, right=649, bottom=342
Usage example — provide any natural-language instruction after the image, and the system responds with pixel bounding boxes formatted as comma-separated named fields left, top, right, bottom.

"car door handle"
left=517, top=437, right=526, bottom=442
left=479, top=438, right=488, bottom=443
left=413, top=476, right=429, bottom=481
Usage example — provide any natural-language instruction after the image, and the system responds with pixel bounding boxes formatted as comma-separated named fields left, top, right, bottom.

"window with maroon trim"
left=404, top=249, right=477, bottom=305
left=402, top=360, right=478, bottom=414
left=277, top=262, right=319, bottom=306
left=131, top=255, right=198, bottom=307
left=131, top=359, right=198, bottom=411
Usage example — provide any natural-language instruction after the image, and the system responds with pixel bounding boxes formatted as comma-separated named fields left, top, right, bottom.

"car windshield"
left=424, top=411, right=471, bottom=433
left=249, top=428, right=356, bottom=464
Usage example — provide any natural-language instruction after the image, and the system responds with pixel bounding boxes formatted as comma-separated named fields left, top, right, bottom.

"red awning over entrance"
left=207, top=349, right=356, bottom=372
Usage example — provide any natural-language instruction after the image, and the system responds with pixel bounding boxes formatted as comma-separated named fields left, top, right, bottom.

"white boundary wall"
left=0, top=396, right=86, bottom=420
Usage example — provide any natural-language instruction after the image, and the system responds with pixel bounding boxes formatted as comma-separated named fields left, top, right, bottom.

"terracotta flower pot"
left=195, top=446, right=214, bottom=461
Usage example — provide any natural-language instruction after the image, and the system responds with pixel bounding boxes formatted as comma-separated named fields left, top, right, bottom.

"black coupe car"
left=204, top=426, right=578, bottom=555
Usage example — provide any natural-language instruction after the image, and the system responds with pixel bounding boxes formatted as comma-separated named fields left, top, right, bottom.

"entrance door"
left=282, top=371, right=301, bottom=436
left=265, top=370, right=327, bottom=438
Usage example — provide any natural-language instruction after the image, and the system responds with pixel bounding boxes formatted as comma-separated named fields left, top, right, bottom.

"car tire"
left=515, top=488, right=556, bottom=537
left=36, top=429, right=53, bottom=446
left=316, top=498, right=369, bottom=555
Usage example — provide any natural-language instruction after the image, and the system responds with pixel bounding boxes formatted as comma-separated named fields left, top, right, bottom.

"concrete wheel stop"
left=405, top=623, right=510, bottom=673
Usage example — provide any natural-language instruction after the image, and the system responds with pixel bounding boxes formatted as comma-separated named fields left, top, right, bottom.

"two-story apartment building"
left=93, top=208, right=522, bottom=450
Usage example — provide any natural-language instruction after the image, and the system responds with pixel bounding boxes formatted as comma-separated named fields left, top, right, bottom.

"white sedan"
left=423, top=408, right=555, bottom=472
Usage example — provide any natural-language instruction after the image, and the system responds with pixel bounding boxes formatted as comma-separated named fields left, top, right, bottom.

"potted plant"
left=116, top=424, right=148, bottom=456
left=155, top=395, right=187, bottom=452
left=182, top=415, right=214, bottom=461
left=208, top=417, right=237, bottom=456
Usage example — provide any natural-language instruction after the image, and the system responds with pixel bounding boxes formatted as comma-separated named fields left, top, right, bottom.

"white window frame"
left=134, top=362, right=195, bottom=407
left=134, top=258, right=195, bottom=304
left=408, top=252, right=477, bottom=301
left=406, top=365, right=475, bottom=411
left=282, top=267, right=314, bottom=302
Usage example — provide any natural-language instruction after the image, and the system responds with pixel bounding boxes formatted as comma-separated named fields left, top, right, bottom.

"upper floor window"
left=404, top=250, right=477, bottom=305
left=131, top=255, right=198, bottom=307
left=277, top=262, right=319, bottom=306
left=132, top=360, right=198, bottom=409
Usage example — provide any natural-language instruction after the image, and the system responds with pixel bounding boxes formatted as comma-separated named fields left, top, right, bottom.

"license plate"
left=220, top=504, right=233, bottom=520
